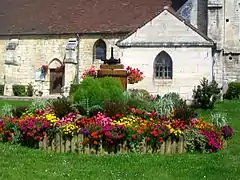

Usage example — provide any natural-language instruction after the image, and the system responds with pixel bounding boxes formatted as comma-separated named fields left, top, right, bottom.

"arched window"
left=154, top=51, right=173, bottom=79
left=93, top=39, right=106, bottom=61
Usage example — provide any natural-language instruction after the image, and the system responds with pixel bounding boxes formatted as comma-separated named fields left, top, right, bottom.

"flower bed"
left=0, top=105, right=232, bottom=154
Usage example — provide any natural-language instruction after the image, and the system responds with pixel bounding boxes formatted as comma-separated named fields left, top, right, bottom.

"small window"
left=66, top=38, right=77, bottom=50
left=154, top=51, right=173, bottom=79
left=93, top=39, right=106, bottom=61
left=6, top=39, right=19, bottom=50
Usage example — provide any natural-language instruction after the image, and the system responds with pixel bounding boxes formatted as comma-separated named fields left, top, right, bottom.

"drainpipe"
left=76, top=33, right=80, bottom=84
left=221, top=0, right=226, bottom=101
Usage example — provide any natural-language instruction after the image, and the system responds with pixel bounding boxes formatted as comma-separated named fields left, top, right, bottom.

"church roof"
left=0, top=0, right=171, bottom=35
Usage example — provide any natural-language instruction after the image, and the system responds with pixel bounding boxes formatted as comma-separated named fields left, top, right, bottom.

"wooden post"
left=166, top=139, right=172, bottom=154
left=171, top=141, right=177, bottom=154
left=160, top=141, right=166, bottom=154
left=65, top=139, right=71, bottom=152
left=55, top=134, right=61, bottom=153
left=71, top=136, right=77, bottom=153
left=43, top=135, right=48, bottom=150
left=178, top=137, right=183, bottom=153
left=60, top=135, right=65, bottom=153
left=39, top=140, right=43, bottom=149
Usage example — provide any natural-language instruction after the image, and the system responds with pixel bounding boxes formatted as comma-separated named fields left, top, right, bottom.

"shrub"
left=26, top=83, right=34, bottom=97
left=73, top=77, right=124, bottom=107
left=0, top=85, right=4, bottom=95
left=163, top=92, right=182, bottom=107
left=12, top=106, right=28, bottom=118
left=0, top=104, right=15, bottom=118
left=69, top=84, right=81, bottom=96
left=192, top=77, right=221, bottom=109
left=128, top=89, right=152, bottom=101
left=89, top=105, right=104, bottom=117
left=210, top=112, right=228, bottom=129
left=71, top=102, right=87, bottom=115
left=28, top=99, right=50, bottom=113
left=12, top=85, right=26, bottom=96
left=224, top=82, right=240, bottom=99
left=152, top=97, right=175, bottom=117
left=173, top=100, right=197, bottom=122
left=184, top=128, right=207, bottom=153
left=52, top=97, right=74, bottom=118
left=125, top=89, right=152, bottom=111
left=103, top=100, right=126, bottom=117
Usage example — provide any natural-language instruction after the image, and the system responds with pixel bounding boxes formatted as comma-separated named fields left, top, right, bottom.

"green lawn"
left=0, top=100, right=240, bottom=180
left=0, top=99, right=30, bottom=108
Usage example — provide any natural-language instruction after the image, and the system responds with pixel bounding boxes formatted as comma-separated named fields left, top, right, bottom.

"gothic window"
left=178, top=2, right=193, bottom=21
left=154, top=51, right=173, bottom=79
left=93, top=39, right=106, bottom=61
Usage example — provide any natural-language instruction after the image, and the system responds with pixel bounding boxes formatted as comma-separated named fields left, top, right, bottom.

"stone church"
left=0, top=0, right=239, bottom=99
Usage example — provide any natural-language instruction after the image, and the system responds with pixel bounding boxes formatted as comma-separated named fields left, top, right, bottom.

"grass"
left=0, top=100, right=240, bottom=180
left=0, top=99, right=30, bottom=108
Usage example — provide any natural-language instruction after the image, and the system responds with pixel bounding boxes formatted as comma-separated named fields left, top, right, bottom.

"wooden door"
left=50, top=69, right=64, bottom=94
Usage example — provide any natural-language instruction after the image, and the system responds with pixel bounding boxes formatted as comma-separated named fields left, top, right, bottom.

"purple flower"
left=102, top=125, right=112, bottom=131
left=80, top=128, right=89, bottom=135
left=222, top=125, right=233, bottom=139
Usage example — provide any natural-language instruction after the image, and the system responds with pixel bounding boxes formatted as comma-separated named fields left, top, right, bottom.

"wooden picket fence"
left=39, top=134, right=190, bottom=154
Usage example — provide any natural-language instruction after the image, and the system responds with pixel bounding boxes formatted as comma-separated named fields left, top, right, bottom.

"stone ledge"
left=0, top=95, right=60, bottom=101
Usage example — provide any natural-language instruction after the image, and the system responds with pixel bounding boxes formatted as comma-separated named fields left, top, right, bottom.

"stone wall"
left=0, top=35, right=73, bottom=96
left=208, top=0, right=240, bottom=84
left=120, top=47, right=213, bottom=99
left=0, top=34, right=124, bottom=96
left=79, top=34, right=124, bottom=73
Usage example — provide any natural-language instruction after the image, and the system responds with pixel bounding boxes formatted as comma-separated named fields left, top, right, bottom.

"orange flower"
left=93, top=140, right=98, bottom=145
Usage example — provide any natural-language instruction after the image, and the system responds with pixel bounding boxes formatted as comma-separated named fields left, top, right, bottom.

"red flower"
left=150, top=131, right=158, bottom=137
left=91, top=131, right=98, bottom=139
left=158, top=138, right=163, bottom=143
left=132, top=134, right=137, bottom=139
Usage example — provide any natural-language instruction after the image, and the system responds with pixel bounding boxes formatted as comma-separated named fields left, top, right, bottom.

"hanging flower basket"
left=41, top=65, right=48, bottom=74
left=126, top=66, right=144, bottom=84
left=81, top=65, right=97, bottom=79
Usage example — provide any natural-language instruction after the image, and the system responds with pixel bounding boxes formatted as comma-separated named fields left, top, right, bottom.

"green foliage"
left=69, top=84, right=81, bottom=96
left=0, top=104, right=15, bottom=118
left=128, top=89, right=152, bottom=101
left=89, top=105, right=103, bottom=117
left=184, top=128, right=207, bottom=153
left=71, top=101, right=87, bottom=115
left=52, top=97, right=74, bottom=118
left=152, top=96, right=175, bottom=117
left=192, top=77, right=221, bottom=109
left=0, top=84, right=4, bottom=95
left=163, top=92, right=182, bottom=107
left=26, top=83, right=34, bottom=97
left=173, top=100, right=196, bottom=121
left=12, top=106, right=28, bottom=118
left=103, top=100, right=126, bottom=117
left=28, top=99, right=50, bottom=113
left=224, top=82, right=240, bottom=100
left=125, top=90, right=152, bottom=111
left=72, top=77, right=124, bottom=107
left=211, top=112, right=228, bottom=129
left=12, top=85, right=26, bottom=96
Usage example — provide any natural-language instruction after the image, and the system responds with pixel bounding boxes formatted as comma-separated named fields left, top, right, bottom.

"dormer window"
left=66, top=38, right=77, bottom=50
left=6, top=39, right=19, bottom=50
